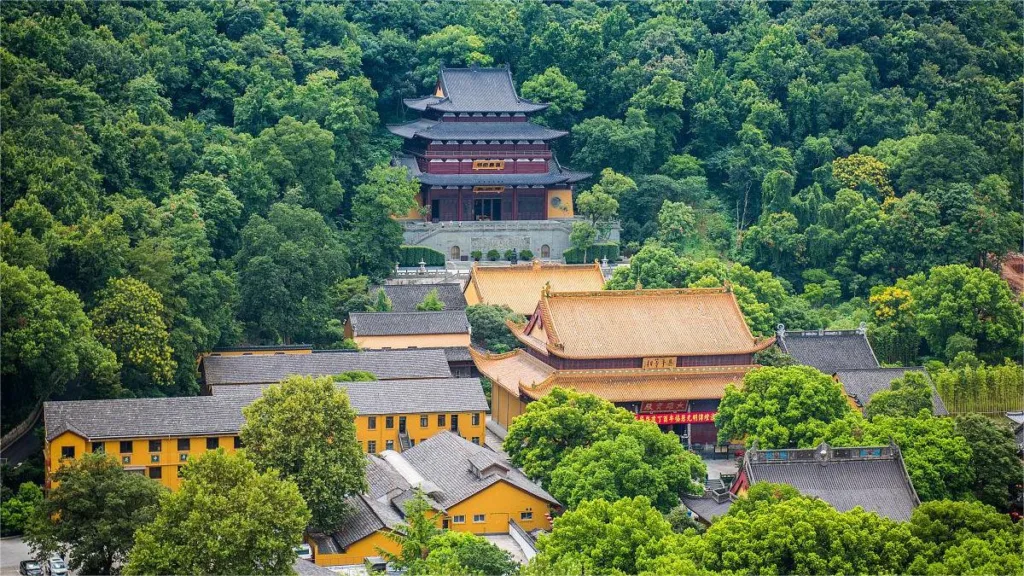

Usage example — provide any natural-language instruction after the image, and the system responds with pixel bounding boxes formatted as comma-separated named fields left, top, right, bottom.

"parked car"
left=293, top=544, right=312, bottom=561
left=18, top=561, right=42, bottom=576
left=46, top=556, right=68, bottom=576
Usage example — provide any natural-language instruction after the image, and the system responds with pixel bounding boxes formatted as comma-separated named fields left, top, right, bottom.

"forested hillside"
left=2, top=0, right=1022, bottom=427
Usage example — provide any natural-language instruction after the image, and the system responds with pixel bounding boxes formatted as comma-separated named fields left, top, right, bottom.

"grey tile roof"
left=681, top=496, right=733, bottom=522
left=292, top=559, right=340, bottom=576
left=836, top=368, right=948, bottom=416
left=399, top=431, right=558, bottom=508
left=778, top=329, right=880, bottom=373
left=1006, top=411, right=1024, bottom=426
left=387, top=120, right=566, bottom=141
left=403, top=67, right=548, bottom=113
left=745, top=443, right=920, bottom=521
left=376, top=284, right=467, bottom=313
left=348, top=310, right=470, bottom=337
left=201, top=349, right=452, bottom=385
left=44, top=395, right=252, bottom=441
left=439, top=346, right=472, bottom=363
left=209, top=378, right=488, bottom=416
left=395, top=155, right=589, bottom=186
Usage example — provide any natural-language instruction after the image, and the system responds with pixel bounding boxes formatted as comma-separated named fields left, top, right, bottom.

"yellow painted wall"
left=354, top=411, right=486, bottom=454
left=464, top=283, right=481, bottom=306
left=46, top=432, right=238, bottom=491
left=354, top=333, right=471, bottom=349
left=546, top=189, right=574, bottom=219
left=491, top=385, right=527, bottom=430
left=310, top=531, right=400, bottom=567
left=444, top=481, right=553, bottom=534
left=396, top=193, right=425, bottom=221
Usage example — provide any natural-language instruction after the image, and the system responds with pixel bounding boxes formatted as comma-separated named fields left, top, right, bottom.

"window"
left=120, top=441, right=133, bottom=454
left=452, top=515, right=466, bottom=524
left=233, top=437, right=243, bottom=449
left=410, top=439, right=416, bottom=447
left=385, top=416, right=394, bottom=429
left=540, top=244, right=550, bottom=258
left=450, top=414, right=459, bottom=431
left=368, top=416, right=377, bottom=430
left=450, top=246, right=461, bottom=260
left=367, top=441, right=377, bottom=454
left=60, top=446, right=75, bottom=460
left=122, top=456, right=131, bottom=464
left=92, top=442, right=104, bottom=454
left=179, top=453, right=188, bottom=462
left=385, top=440, right=395, bottom=451
left=472, top=437, right=480, bottom=445
left=520, top=512, right=533, bottom=521
left=206, top=437, right=219, bottom=450
left=149, top=440, right=162, bottom=452
left=177, top=438, right=190, bottom=451
left=151, top=455, right=160, bottom=463
left=148, top=467, right=162, bottom=480
left=472, top=160, right=504, bottom=170
left=473, top=514, right=486, bottom=523
left=472, top=413, right=481, bottom=426
left=420, top=415, right=429, bottom=428
left=437, top=414, right=446, bottom=427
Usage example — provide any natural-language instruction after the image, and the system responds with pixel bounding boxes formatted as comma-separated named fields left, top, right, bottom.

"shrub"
left=564, top=243, right=620, bottom=264
left=487, top=249, right=501, bottom=261
left=520, top=249, right=534, bottom=260
left=398, top=246, right=445, bottom=267
left=503, top=249, right=516, bottom=261
left=470, top=250, right=482, bottom=261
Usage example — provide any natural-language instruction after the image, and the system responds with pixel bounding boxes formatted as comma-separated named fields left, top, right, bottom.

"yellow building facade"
left=354, top=409, right=487, bottom=453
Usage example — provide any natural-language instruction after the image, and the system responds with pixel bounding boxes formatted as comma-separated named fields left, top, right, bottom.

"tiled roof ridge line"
left=544, top=286, right=731, bottom=298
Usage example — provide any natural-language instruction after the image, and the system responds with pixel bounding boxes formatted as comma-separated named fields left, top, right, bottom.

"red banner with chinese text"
left=635, top=411, right=717, bottom=425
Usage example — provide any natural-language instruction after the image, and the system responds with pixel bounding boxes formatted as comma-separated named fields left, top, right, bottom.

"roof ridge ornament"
left=776, top=323, right=786, bottom=337
left=857, top=321, right=868, bottom=335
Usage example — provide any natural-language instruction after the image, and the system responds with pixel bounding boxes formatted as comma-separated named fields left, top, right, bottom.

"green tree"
left=89, top=276, right=176, bottom=389
left=656, top=200, right=697, bottom=251
left=124, top=450, right=309, bottom=576
left=504, top=388, right=635, bottom=485
left=954, top=413, right=1022, bottom=511
left=26, top=454, right=164, bottom=575
left=382, top=490, right=442, bottom=569
left=252, top=116, right=346, bottom=215
left=465, top=304, right=524, bottom=352
left=415, top=288, right=446, bottom=311
left=240, top=375, right=366, bottom=531
left=418, top=531, right=518, bottom=576
left=548, top=421, right=706, bottom=511
left=345, top=164, right=419, bottom=282
left=568, top=220, right=597, bottom=263
left=906, top=500, right=1024, bottom=575
left=414, top=25, right=493, bottom=88
left=717, top=366, right=854, bottom=448
left=0, top=482, right=43, bottom=536
left=531, top=497, right=673, bottom=575
left=866, top=372, right=934, bottom=419
left=520, top=66, right=585, bottom=128
left=371, top=288, right=394, bottom=312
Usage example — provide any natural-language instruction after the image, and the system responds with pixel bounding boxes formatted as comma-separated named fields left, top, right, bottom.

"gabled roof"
left=520, top=288, right=775, bottom=360
left=209, top=378, right=488, bottom=416
left=201, top=349, right=452, bottom=385
left=835, top=368, right=948, bottom=416
left=375, top=283, right=467, bottom=313
left=743, top=442, right=920, bottom=521
left=312, top=456, right=409, bottom=553
left=394, top=154, right=590, bottom=186
left=399, top=431, right=558, bottom=508
left=467, top=261, right=606, bottom=315
left=404, top=66, right=548, bottom=113
left=471, top=348, right=753, bottom=402
left=387, top=119, right=566, bottom=141
left=348, top=310, right=470, bottom=337
left=777, top=327, right=879, bottom=373
left=45, top=396, right=253, bottom=442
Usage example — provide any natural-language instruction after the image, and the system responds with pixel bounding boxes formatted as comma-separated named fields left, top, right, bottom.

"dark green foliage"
left=486, top=249, right=501, bottom=261
left=519, top=249, right=534, bottom=260
left=563, top=243, right=620, bottom=264
left=398, top=246, right=445, bottom=267
left=465, top=304, right=524, bottom=353
left=953, top=414, right=1023, bottom=511
left=866, top=372, right=934, bottom=419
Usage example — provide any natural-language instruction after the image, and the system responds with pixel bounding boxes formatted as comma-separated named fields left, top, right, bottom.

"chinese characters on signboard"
left=639, top=400, right=689, bottom=413
left=635, top=411, right=717, bottom=425
left=641, top=356, right=678, bottom=369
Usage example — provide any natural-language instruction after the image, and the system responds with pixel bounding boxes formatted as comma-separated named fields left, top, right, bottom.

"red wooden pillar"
left=511, top=187, right=518, bottom=220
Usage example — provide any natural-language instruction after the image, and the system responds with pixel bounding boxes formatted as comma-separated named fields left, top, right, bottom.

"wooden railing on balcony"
left=422, top=150, right=553, bottom=160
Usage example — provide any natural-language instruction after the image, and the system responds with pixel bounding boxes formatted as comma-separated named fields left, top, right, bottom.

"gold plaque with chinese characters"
left=642, top=356, right=677, bottom=369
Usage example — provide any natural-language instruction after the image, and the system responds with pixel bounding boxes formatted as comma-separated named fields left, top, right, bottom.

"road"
left=0, top=537, right=32, bottom=576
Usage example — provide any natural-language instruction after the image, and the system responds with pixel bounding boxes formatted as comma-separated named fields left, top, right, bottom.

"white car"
left=46, top=557, right=67, bottom=576
left=294, top=544, right=313, bottom=561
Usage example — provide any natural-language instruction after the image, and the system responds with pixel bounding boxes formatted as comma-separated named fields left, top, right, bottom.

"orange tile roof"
left=467, top=261, right=606, bottom=315
left=471, top=349, right=754, bottom=403
left=526, top=288, right=775, bottom=359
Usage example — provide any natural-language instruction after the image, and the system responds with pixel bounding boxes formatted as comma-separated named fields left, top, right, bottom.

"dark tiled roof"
left=777, top=329, right=879, bottom=373
left=376, top=284, right=467, bottom=313
left=348, top=311, right=470, bottom=337
left=440, top=346, right=472, bottom=363
left=45, top=396, right=251, bottom=441
left=201, top=349, right=452, bottom=385
left=745, top=443, right=920, bottom=521
left=314, top=456, right=409, bottom=553
left=292, top=559, right=340, bottom=576
left=395, top=155, right=589, bottom=186
left=404, top=67, right=548, bottom=113
left=399, top=431, right=558, bottom=508
left=387, top=119, right=566, bottom=141
left=1006, top=411, right=1024, bottom=426
left=210, top=378, right=487, bottom=415
left=681, top=496, right=733, bottom=521
left=836, top=368, right=948, bottom=416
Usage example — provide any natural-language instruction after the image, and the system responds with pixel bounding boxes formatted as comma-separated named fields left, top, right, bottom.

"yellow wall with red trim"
left=353, top=411, right=487, bottom=454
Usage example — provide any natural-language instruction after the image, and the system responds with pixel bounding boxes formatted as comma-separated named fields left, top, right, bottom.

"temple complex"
left=472, top=287, right=775, bottom=447
left=390, top=65, right=610, bottom=260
